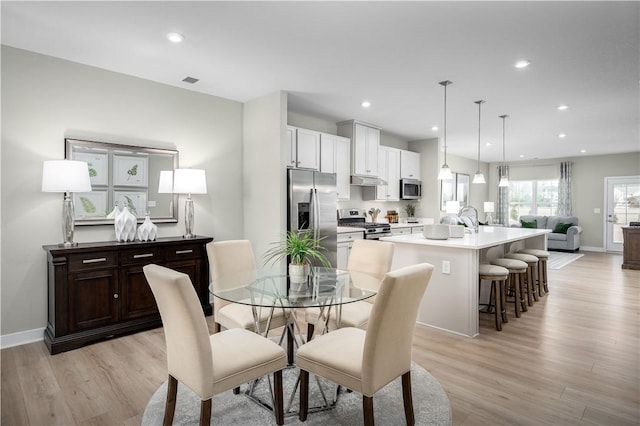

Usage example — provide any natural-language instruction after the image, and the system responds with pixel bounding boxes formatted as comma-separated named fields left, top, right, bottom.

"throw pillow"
left=553, top=222, right=573, bottom=234
left=520, top=219, right=537, bottom=228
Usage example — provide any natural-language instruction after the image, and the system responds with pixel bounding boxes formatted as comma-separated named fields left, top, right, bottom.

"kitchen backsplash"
left=337, top=186, right=425, bottom=222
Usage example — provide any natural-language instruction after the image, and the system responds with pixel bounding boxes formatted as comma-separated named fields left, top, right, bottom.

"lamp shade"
left=42, top=160, right=92, bottom=193
left=446, top=200, right=461, bottom=214
left=483, top=202, right=495, bottom=213
left=158, top=170, right=174, bottom=193
left=173, top=169, right=207, bottom=194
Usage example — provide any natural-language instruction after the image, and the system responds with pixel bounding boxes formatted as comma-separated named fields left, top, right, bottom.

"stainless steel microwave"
left=400, top=178, right=422, bottom=200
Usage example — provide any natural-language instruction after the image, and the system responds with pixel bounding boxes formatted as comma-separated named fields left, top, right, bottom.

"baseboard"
left=1, top=327, right=45, bottom=350
left=581, top=246, right=605, bottom=252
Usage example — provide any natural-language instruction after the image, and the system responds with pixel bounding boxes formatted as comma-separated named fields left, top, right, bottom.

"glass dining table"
left=210, top=266, right=379, bottom=365
left=210, top=266, right=380, bottom=416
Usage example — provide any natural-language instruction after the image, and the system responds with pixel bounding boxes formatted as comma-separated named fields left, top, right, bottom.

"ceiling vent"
left=182, top=76, right=199, bottom=84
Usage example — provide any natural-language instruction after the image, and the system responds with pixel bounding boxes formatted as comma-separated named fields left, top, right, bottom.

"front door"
left=605, top=176, right=640, bottom=252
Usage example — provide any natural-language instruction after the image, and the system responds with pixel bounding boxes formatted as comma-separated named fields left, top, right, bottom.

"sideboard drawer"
left=165, top=243, right=202, bottom=261
left=68, top=252, right=118, bottom=272
left=120, top=247, right=164, bottom=265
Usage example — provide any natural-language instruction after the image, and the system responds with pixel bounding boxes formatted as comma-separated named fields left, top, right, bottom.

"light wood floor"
left=2, top=252, right=638, bottom=425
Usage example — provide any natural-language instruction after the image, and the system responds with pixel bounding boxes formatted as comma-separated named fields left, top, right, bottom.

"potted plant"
left=263, top=229, right=331, bottom=283
left=404, top=203, right=417, bottom=222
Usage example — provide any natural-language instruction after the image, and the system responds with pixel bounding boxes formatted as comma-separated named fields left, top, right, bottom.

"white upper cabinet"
left=320, top=133, right=350, bottom=200
left=287, top=126, right=320, bottom=170
left=400, top=150, right=421, bottom=180
left=320, top=133, right=336, bottom=174
left=338, top=120, right=381, bottom=178
left=363, top=146, right=400, bottom=201
left=335, top=136, right=351, bottom=200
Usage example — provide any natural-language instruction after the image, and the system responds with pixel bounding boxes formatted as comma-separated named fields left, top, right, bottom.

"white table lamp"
left=42, top=160, right=92, bottom=247
left=157, top=170, right=174, bottom=193
left=173, top=169, right=207, bottom=239
left=484, top=201, right=495, bottom=225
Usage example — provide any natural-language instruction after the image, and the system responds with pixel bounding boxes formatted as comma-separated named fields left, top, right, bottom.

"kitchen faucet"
left=459, top=205, right=479, bottom=233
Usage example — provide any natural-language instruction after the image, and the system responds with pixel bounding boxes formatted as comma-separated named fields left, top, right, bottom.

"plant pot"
left=289, top=263, right=310, bottom=284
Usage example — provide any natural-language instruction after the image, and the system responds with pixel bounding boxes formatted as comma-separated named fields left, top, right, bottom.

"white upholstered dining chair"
left=206, top=240, right=288, bottom=334
left=305, top=239, right=394, bottom=339
left=143, top=264, right=287, bottom=426
left=296, top=262, right=434, bottom=425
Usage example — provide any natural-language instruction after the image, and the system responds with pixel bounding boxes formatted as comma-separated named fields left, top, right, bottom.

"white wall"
left=1, top=46, right=244, bottom=336
left=243, top=91, right=288, bottom=263
left=488, top=152, right=640, bottom=250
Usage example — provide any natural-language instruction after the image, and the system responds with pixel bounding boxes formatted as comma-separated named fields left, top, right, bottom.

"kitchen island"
left=381, top=226, right=550, bottom=337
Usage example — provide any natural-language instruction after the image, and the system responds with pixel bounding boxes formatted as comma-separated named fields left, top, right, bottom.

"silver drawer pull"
left=133, top=253, right=154, bottom=259
left=82, top=258, right=107, bottom=264
left=176, top=249, right=193, bottom=255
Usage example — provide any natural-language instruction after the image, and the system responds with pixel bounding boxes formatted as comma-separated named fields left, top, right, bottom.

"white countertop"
left=380, top=226, right=550, bottom=249
left=389, top=222, right=424, bottom=229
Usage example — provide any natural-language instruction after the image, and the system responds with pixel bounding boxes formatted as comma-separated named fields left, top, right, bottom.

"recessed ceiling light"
left=558, top=133, right=567, bottom=138
left=515, top=59, right=531, bottom=69
left=361, top=101, right=371, bottom=108
left=431, top=126, right=439, bottom=131
left=557, top=104, right=569, bottom=111
left=519, top=154, right=525, bottom=158
left=485, top=142, right=492, bottom=147
left=580, top=149, right=587, bottom=153
left=166, top=32, right=184, bottom=43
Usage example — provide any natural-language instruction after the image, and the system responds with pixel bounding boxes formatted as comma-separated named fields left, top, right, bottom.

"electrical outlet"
left=594, top=208, right=601, bottom=214
left=442, top=260, right=451, bottom=274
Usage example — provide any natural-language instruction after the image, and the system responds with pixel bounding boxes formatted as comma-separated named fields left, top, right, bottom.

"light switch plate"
left=594, top=208, right=600, bottom=213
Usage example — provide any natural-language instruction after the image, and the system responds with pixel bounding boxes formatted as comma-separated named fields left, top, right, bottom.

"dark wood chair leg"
left=287, top=325, right=294, bottom=365
left=299, top=370, right=309, bottom=422
left=233, top=386, right=240, bottom=395
left=402, top=371, right=415, bottom=425
left=512, top=274, right=521, bottom=318
left=274, top=370, right=284, bottom=425
left=199, top=399, right=211, bottom=426
left=519, top=272, right=528, bottom=313
left=163, top=375, right=178, bottom=426
left=306, top=323, right=315, bottom=342
left=525, top=267, right=534, bottom=306
left=363, top=395, right=375, bottom=426
left=500, top=279, right=508, bottom=324
left=493, top=280, right=502, bottom=331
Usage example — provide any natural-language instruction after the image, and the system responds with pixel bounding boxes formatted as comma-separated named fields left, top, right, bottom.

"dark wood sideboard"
left=622, top=226, right=640, bottom=270
left=43, top=235, right=213, bottom=354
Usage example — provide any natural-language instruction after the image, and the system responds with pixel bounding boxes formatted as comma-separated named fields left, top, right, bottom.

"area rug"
left=548, top=251, right=584, bottom=269
left=142, top=361, right=451, bottom=425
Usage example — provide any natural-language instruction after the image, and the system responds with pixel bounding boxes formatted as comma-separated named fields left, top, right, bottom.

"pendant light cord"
left=439, top=80, right=452, bottom=166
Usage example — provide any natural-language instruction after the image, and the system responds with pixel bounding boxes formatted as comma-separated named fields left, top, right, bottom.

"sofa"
left=514, top=215, right=582, bottom=252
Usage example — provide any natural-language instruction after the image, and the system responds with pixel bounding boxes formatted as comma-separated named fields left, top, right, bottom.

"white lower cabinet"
left=390, top=227, right=412, bottom=236
left=337, top=231, right=364, bottom=269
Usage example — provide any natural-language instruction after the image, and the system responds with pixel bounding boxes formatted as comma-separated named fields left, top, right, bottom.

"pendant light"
left=498, top=114, right=510, bottom=187
left=437, top=80, right=453, bottom=180
left=472, top=100, right=486, bottom=184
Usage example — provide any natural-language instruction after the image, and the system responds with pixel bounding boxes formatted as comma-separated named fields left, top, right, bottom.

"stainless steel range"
left=337, top=209, right=391, bottom=240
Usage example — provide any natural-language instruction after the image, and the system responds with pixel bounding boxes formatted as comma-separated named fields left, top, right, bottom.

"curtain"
left=557, top=161, right=573, bottom=216
left=497, top=165, right=509, bottom=225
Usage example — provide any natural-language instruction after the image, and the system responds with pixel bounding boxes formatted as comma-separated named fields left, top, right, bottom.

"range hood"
left=350, top=175, right=388, bottom=186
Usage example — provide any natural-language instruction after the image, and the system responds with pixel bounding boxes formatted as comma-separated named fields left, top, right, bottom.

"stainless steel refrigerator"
left=287, top=169, right=337, bottom=267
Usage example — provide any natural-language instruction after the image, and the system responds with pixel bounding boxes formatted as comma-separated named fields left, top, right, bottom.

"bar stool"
left=479, top=264, right=509, bottom=331
left=490, top=258, right=528, bottom=318
left=504, top=253, right=539, bottom=306
left=518, top=248, right=549, bottom=296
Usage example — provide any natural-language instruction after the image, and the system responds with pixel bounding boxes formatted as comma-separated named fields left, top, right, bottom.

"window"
left=508, top=180, right=558, bottom=225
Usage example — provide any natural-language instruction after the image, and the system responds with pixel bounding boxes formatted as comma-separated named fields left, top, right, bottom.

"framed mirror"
left=65, top=138, right=179, bottom=225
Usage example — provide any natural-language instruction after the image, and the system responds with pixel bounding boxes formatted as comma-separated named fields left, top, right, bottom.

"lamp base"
left=58, top=241, right=79, bottom=248
left=183, top=233, right=197, bottom=239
